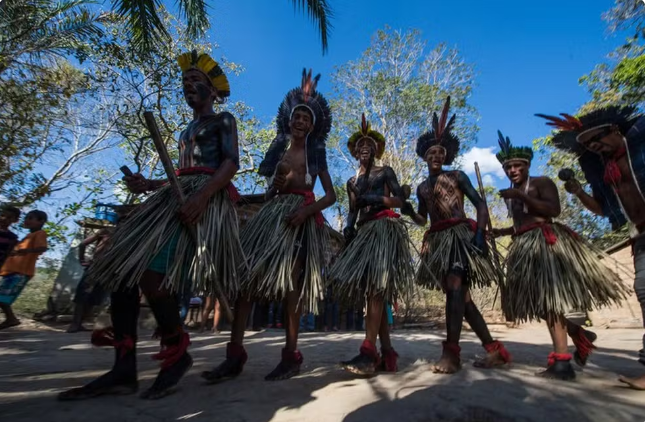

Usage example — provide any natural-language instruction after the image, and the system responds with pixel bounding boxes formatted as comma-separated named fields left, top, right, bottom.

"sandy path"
left=0, top=322, right=644, bottom=422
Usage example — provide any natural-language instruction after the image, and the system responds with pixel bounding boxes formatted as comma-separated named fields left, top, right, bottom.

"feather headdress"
left=258, top=69, right=332, bottom=185
left=416, top=96, right=460, bottom=165
left=535, top=106, right=639, bottom=153
left=347, top=113, right=386, bottom=159
left=495, top=130, right=533, bottom=165
left=177, top=50, right=230, bottom=98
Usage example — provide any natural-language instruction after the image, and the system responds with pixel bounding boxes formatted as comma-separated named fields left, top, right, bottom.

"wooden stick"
left=142, top=111, right=234, bottom=323
left=474, top=162, right=503, bottom=310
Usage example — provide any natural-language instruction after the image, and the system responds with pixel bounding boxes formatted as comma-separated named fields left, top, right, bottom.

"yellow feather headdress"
left=177, top=50, right=230, bottom=98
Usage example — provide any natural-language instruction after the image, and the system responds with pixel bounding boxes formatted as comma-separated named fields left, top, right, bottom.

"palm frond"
left=177, top=0, right=209, bottom=39
left=290, top=0, right=333, bottom=54
left=112, top=0, right=168, bottom=55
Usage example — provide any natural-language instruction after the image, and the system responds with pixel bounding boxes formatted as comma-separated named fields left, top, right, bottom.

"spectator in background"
left=0, top=206, right=20, bottom=268
left=67, top=228, right=112, bottom=333
left=0, top=210, right=48, bottom=329
left=267, top=301, right=283, bottom=329
left=200, top=296, right=222, bottom=333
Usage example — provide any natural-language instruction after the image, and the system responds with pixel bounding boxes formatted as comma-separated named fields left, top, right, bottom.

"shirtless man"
left=405, top=98, right=509, bottom=374
left=493, top=130, right=626, bottom=380
left=202, top=69, right=336, bottom=382
left=330, top=114, right=414, bottom=375
left=536, top=107, right=645, bottom=388
left=59, top=50, right=244, bottom=400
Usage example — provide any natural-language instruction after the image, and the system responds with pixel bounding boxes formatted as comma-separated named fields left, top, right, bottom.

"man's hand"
left=471, top=228, right=488, bottom=255
left=343, top=226, right=356, bottom=244
left=355, top=194, right=382, bottom=210
left=401, top=201, right=415, bottom=217
left=179, top=188, right=212, bottom=225
left=273, top=174, right=287, bottom=191
left=124, top=173, right=150, bottom=194
left=490, top=228, right=506, bottom=238
left=564, top=179, right=582, bottom=195
left=286, top=207, right=309, bottom=227
left=499, top=188, right=524, bottom=200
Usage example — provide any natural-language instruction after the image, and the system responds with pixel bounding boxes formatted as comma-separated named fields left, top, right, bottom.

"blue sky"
left=204, top=0, right=628, bottom=187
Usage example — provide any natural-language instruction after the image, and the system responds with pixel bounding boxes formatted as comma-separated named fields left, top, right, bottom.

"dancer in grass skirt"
left=536, top=106, right=645, bottom=388
left=59, top=50, right=244, bottom=401
left=405, top=97, right=510, bottom=374
left=330, top=114, right=414, bottom=376
left=202, top=69, right=336, bottom=383
left=492, top=130, right=627, bottom=381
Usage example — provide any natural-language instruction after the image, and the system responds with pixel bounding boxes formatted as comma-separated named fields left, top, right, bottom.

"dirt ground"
left=1, top=321, right=644, bottom=422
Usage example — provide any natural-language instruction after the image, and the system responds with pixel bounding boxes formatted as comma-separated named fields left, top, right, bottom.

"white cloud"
left=482, top=174, right=494, bottom=186
left=459, top=147, right=506, bottom=178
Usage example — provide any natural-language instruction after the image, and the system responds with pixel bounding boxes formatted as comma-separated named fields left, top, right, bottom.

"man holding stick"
left=59, top=50, right=244, bottom=400
left=492, top=130, right=626, bottom=381
left=404, top=97, right=509, bottom=374
left=202, top=70, right=336, bottom=382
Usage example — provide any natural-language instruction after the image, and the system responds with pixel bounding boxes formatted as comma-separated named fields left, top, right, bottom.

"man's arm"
left=344, top=179, right=358, bottom=240
left=458, top=171, right=488, bottom=231
left=406, top=185, right=428, bottom=226
left=78, top=233, right=101, bottom=262
left=500, top=177, right=561, bottom=219
left=306, top=169, right=337, bottom=215
left=356, top=167, right=403, bottom=209
left=564, top=179, right=604, bottom=216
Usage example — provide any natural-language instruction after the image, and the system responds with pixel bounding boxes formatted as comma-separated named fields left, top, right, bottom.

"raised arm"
left=564, top=178, right=604, bottom=216
left=500, top=177, right=561, bottom=219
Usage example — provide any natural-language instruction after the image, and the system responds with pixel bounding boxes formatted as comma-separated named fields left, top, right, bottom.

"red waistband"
left=364, top=209, right=401, bottom=222
left=175, top=167, right=240, bottom=204
left=513, top=222, right=579, bottom=245
left=280, top=190, right=323, bottom=227
left=428, top=218, right=477, bottom=233
left=176, top=166, right=215, bottom=176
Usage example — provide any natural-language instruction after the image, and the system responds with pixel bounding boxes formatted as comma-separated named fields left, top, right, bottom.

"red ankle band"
left=153, top=332, right=190, bottom=369
left=281, top=348, right=303, bottom=365
left=226, top=342, right=247, bottom=361
left=547, top=352, right=572, bottom=366
left=360, top=339, right=379, bottom=359
left=381, top=348, right=399, bottom=372
left=443, top=341, right=461, bottom=357
left=483, top=340, right=512, bottom=363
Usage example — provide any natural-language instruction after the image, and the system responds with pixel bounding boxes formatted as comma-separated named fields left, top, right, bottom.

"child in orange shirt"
left=0, top=210, right=48, bottom=330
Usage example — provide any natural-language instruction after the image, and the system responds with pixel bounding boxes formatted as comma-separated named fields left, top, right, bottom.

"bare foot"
left=473, top=350, right=508, bottom=369
left=432, top=354, right=461, bottom=374
left=618, top=374, right=645, bottom=390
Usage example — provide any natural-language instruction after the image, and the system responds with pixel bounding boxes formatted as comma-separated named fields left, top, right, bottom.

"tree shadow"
left=1, top=327, right=644, bottom=422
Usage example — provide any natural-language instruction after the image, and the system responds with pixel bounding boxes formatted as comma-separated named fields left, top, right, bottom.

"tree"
left=36, top=10, right=274, bottom=250
left=0, top=0, right=112, bottom=207
left=0, top=0, right=107, bottom=75
left=110, top=0, right=333, bottom=55
left=603, top=0, right=645, bottom=40
left=327, top=26, right=479, bottom=226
